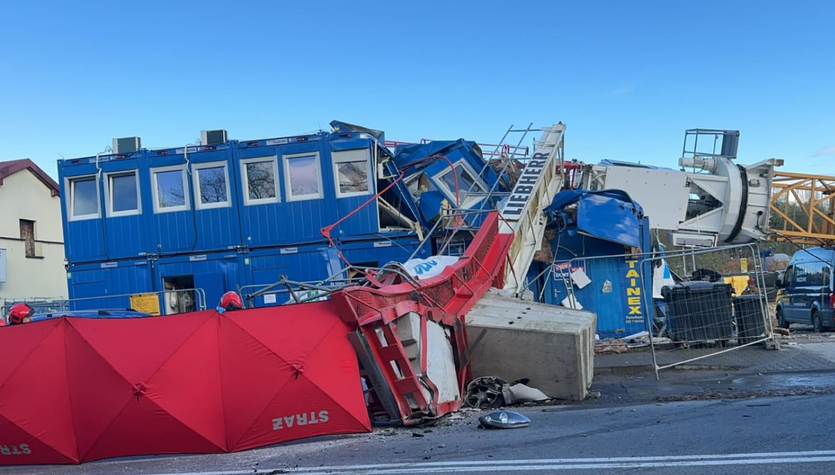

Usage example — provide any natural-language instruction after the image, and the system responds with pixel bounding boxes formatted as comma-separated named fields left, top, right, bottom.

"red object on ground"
left=332, top=211, right=513, bottom=425
left=221, top=301, right=370, bottom=451
left=0, top=306, right=369, bottom=466
left=67, top=311, right=226, bottom=462
left=0, top=320, right=79, bottom=464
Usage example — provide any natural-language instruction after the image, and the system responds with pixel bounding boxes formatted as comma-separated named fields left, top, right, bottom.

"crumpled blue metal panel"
left=576, top=193, right=643, bottom=248
left=330, top=120, right=385, bottom=142
left=392, top=139, right=499, bottom=230
left=393, top=139, right=481, bottom=172
left=546, top=189, right=644, bottom=248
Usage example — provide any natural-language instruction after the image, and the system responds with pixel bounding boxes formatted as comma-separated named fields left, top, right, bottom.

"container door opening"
left=162, top=275, right=196, bottom=315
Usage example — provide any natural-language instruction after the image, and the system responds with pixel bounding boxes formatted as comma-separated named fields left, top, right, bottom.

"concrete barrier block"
left=465, top=291, right=596, bottom=401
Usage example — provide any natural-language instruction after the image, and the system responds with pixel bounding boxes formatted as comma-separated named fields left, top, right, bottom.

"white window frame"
left=151, top=165, right=189, bottom=214
left=432, top=160, right=487, bottom=209
left=332, top=149, right=373, bottom=198
left=191, top=161, right=232, bottom=210
left=283, top=152, right=324, bottom=202
left=241, top=156, right=280, bottom=206
left=67, top=175, right=100, bottom=221
left=105, top=171, right=141, bottom=218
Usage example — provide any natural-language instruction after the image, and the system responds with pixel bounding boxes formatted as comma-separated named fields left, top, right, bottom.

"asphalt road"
left=4, top=388, right=835, bottom=475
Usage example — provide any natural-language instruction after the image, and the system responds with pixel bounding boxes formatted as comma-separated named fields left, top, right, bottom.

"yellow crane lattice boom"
left=770, top=170, right=835, bottom=245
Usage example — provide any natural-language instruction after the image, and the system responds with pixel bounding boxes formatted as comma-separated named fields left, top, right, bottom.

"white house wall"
left=0, top=170, right=67, bottom=304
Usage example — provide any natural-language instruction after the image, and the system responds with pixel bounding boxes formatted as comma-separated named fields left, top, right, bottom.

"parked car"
left=775, top=247, right=835, bottom=331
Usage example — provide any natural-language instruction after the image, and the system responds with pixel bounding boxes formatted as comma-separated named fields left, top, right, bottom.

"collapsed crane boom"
left=499, top=123, right=565, bottom=295
left=579, top=129, right=782, bottom=247
left=770, top=170, right=835, bottom=245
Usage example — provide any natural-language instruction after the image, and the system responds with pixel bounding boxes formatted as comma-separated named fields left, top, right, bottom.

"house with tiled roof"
left=0, top=159, right=67, bottom=315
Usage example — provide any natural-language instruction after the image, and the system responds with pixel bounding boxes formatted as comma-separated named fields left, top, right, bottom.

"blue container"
left=338, top=235, right=430, bottom=269
left=241, top=245, right=334, bottom=307
left=59, top=154, right=152, bottom=263
left=234, top=135, right=334, bottom=247
left=327, top=134, right=382, bottom=239
left=59, top=131, right=395, bottom=266
left=59, top=128, right=432, bottom=313
left=240, top=236, right=430, bottom=308
left=232, top=132, right=386, bottom=249
left=66, top=259, right=155, bottom=310
left=393, top=139, right=500, bottom=229
left=155, top=251, right=245, bottom=313
left=144, top=145, right=242, bottom=255
left=536, top=217, right=654, bottom=339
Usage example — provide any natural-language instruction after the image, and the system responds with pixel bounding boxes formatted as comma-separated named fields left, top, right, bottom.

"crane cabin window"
left=433, top=160, right=486, bottom=208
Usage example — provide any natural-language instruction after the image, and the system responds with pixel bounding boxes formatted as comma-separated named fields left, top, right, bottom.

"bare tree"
left=157, top=171, right=186, bottom=208
left=246, top=162, right=275, bottom=199
left=198, top=167, right=227, bottom=203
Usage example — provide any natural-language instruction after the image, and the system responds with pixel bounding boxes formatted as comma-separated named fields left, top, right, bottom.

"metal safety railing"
left=238, top=277, right=359, bottom=307
left=1, top=288, right=208, bottom=323
left=62, top=288, right=207, bottom=316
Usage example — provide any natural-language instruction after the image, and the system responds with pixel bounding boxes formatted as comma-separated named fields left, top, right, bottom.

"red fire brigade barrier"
left=0, top=305, right=370, bottom=466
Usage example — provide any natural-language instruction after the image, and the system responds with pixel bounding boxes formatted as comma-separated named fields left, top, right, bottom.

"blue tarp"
left=545, top=189, right=644, bottom=248
left=393, top=139, right=480, bottom=171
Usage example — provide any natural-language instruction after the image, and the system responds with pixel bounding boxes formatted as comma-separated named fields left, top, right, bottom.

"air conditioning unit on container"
left=201, top=129, right=228, bottom=145
left=112, top=137, right=142, bottom=154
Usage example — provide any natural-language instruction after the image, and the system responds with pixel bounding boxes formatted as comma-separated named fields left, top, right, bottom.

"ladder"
left=440, top=124, right=548, bottom=233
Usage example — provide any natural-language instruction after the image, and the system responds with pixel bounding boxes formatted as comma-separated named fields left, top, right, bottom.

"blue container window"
left=152, top=165, right=188, bottom=213
left=433, top=160, right=486, bottom=208
left=332, top=149, right=371, bottom=197
left=284, top=153, right=323, bottom=201
left=241, top=156, right=279, bottom=205
left=192, top=162, right=230, bottom=209
left=106, top=171, right=140, bottom=217
left=69, top=176, right=100, bottom=220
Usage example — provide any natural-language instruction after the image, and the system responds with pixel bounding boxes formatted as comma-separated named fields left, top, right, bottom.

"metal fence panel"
left=640, top=243, right=774, bottom=378
left=1, top=289, right=207, bottom=324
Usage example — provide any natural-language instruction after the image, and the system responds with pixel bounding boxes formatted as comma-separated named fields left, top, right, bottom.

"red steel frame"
left=332, top=212, right=513, bottom=424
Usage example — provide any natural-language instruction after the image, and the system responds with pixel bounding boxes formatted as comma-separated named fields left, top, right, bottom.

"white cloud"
left=612, top=84, right=636, bottom=95
left=814, top=145, right=835, bottom=156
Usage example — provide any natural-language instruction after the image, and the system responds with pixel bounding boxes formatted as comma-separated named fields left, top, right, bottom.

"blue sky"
left=1, top=0, right=833, bottom=179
